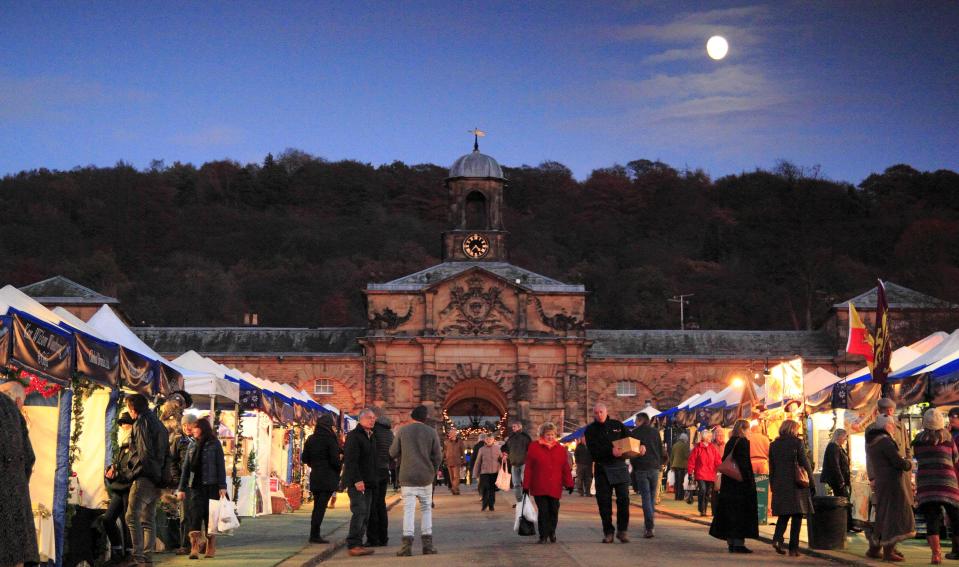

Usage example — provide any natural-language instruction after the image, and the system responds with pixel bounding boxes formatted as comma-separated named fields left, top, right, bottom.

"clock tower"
left=442, top=133, right=508, bottom=262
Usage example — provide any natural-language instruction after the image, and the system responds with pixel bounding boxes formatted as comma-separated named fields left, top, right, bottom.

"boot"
left=204, top=535, right=216, bottom=558
left=866, top=542, right=882, bottom=559
left=946, top=537, right=959, bottom=560
left=883, top=544, right=905, bottom=562
left=422, top=534, right=437, bottom=555
left=930, top=535, right=943, bottom=565
left=396, top=536, right=413, bottom=557
left=188, top=531, right=202, bottom=560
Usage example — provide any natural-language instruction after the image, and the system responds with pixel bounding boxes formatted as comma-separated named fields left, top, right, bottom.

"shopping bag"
left=495, top=460, right=512, bottom=492
left=667, top=470, right=675, bottom=487
left=513, top=494, right=538, bottom=535
left=684, top=474, right=697, bottom=492
left=217, top=496, right=240, bottom=534
left=208, top=499, right=222, bottom=536
left=522, top=492, right=538, bottom=523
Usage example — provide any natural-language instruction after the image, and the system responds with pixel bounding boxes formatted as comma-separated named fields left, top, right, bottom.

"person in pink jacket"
left=687, top=429, right=722, bottom=517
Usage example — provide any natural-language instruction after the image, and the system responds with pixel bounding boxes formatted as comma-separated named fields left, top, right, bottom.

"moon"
left=706, top=35, right=729, bottom=60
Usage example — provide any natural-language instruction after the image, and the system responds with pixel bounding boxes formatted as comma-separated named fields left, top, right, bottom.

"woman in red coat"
left=523, top=422, right=574, bottom=543
left=687, top=429, right=722, bottom=517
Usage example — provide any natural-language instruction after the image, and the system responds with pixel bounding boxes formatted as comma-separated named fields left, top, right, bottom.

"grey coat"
left=769, top=435, right=814, bottom=516
left=0, top=394, right=39, bottom=566
left=389, top=420, right=442, bottom=487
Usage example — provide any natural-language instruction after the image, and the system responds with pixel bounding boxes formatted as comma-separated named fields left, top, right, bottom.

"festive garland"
left=232, top=406, right=243, bottom=504
left=441, top=407, right=508, bottom=439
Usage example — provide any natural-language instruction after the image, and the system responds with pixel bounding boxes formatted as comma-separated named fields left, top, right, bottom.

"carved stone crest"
left=531, top=296, right=585, bottom=331
left=369, top=303, right=413, bottom=330
left=439, top=276, right=514, bottom=336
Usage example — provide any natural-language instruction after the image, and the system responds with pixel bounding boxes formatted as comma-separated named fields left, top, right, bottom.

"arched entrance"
left=443, top=378, right=508, bottom=437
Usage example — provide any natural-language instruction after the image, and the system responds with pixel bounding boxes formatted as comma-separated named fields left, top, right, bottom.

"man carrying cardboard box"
left=584, top=403, right=640, bottom=543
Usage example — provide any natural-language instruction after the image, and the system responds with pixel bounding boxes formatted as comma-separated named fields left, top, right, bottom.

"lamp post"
left=668, top=293, right=694, bottom=330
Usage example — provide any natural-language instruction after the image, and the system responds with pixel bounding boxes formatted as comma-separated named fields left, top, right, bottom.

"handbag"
left=795, top=447, right=810, bottom=488
left=603, top=462, right=631, bottom=485
left=716, top=438, right=743, bottom=482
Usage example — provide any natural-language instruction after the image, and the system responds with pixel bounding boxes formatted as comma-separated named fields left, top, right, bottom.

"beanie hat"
left=923, top=407, right=945, bottom=431
left=411, top=405, right=429, bottom=422
left=877, top=398, right=896, bottom=410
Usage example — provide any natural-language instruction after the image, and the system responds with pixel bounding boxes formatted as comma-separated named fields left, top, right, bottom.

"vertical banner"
left=871, top=280, right=893, bottom=385
left=11, top=312, right=73, bottom=384
left=74, top=332, right=119, bottom=387
left=157, top=363, right=184, bottom=395
left=119, top=347, right=156, bottom=395
left=765, top=358, right=804, bottom=407
left=0, top=315, right=10, bottom=367
left=240, top=383, right=263, bottom=411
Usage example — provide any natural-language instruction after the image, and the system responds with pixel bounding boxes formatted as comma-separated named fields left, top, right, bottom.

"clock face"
left=462, top=233, right=490, bottom=258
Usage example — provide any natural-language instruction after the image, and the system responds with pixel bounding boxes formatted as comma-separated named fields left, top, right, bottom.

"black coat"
left=178, top=436, right=227, bottom=491
left=769, top=435, right=814, bottom=516
left=342, top=426, right=377, bottom=486
left=709, top=436, right=759, bottom=540
left=584, top=418, right=628, bottom=466
left=302, top=426, right=342, bottom=492
left=372, top=420, right=394, bottom=473
left=129, top=410, right=169, bottom=485
left=821, top=441, right=850, bottom=489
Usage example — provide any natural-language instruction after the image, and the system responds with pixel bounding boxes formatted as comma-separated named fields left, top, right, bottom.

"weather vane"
left=468, top=128, right=485, bottom=151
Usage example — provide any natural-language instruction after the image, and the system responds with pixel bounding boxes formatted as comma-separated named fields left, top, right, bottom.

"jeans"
left=595, top=465, right=630, bottom=534
left=697, top=480, right=714, bottom=515
left=401, top=485, right=434, bottom=536
left=480, top=473, right=497, bottom=510
left=534, top=495, right=561, bottom=539
left=103, top=489, right=131, bottom=553
left=774, top=514, right=804, bottom=551
left=126, top=477, right=160, bottom=563
left=310, top=490, right=333, bottom=540
left=366, top=474, right=389, bottom=545
left=512, top=465, right=525, bottom=501
left=633, top=468, right=659, bottom=530
left=672, top=467, right=686, bottom=500
left=346, top=486, right=373, bottom=549
left=576, top=465, right=593, bottom=496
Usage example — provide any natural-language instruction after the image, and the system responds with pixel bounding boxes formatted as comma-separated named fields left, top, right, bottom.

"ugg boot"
left=929, top=535, right=943, bottom=565
left=422, top=534, right=437, bottom=555
left=947, top=536, right=959, bottom=560
left=204, top=535, right=217, bottom=558
left=188, top=531, right=202, bottom=560
left=396, top=536, right=413, bottom=557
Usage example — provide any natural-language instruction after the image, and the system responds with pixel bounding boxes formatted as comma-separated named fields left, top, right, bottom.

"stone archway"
left=443, top=378, right=508, bottom=435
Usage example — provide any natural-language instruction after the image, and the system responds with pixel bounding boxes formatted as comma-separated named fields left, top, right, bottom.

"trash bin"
left=808, top=495, right=848, bottom=550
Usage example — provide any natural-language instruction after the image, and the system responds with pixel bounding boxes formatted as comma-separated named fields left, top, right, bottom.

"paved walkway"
left=654, top=495, right=942, bottom=566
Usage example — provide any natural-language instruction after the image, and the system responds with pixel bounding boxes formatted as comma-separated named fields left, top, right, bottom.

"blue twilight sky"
left=2, top=1, right=957, bottom=184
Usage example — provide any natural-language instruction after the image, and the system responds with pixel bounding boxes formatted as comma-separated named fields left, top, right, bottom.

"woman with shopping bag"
left=522, top=422, right=574, bottom=543
left=472, top=435, right=503, bottom=511
left=176, top=417, right=228, bottom=559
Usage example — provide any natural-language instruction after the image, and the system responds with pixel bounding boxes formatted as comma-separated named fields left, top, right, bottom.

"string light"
left=441, top=407, right=508, bottom=438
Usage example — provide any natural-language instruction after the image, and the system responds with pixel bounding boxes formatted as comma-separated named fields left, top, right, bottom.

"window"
left=314, top=378, right=334, bottom=395
left=616, top=381, right=637, bottom=397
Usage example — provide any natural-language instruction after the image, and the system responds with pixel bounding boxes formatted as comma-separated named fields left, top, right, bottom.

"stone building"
left=23, top=144, right=959, bottom=434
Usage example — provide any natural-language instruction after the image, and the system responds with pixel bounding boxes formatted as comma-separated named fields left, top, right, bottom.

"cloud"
left=171, top=126, right=245, bottom=147
left=642, top=47, right=702, bottom=64
left=610, top=5, right=770, bottom=44
left=0, top=74, right=153, bottom=121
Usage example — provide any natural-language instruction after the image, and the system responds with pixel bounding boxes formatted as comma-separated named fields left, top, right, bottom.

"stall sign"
left=119, top=346, right=156, bottom=394
left=158, top=363, right=184, bottom=395
left=765, top=358, right=804, bottom=407
left=75, top=331, right=119, bottom=387
left=11, top=312, right=73, bottom=384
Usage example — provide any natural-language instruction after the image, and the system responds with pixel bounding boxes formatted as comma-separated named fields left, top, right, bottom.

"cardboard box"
left=613, top=437, right=643, bottom=458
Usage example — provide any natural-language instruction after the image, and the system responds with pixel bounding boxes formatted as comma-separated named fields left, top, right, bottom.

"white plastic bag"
left=209, top=496, right=239, bottom=536
left=667, top=470, right=675, bottom=487
left=522, top=492, right=538, bottom=523
left=495, top=460, right=512, bottom=492
left=217, top=496, right=240, bottom=534
left=684, top=474, right=697, bottom=492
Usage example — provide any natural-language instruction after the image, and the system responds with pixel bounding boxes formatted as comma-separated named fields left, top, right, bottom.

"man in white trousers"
left=389, top=405, right=443, bottom=556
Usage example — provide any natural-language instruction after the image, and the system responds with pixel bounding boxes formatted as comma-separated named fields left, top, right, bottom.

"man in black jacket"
left=628, top=413, right=664, bottom=538
left=366, top=408, right=394, bottom=547
left=584, top=402, right=632, bottom=543
left=575, top=439, right=593, bottom=496
left=124, top=393, right=169, bottom=566
left=343, top=409, right=378, bottom=556
left=302, top=413, right=342, bottom=544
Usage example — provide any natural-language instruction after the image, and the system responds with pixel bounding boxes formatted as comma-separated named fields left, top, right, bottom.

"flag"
left=845, top=302, right=875, bottom=362
left=871, top=279, right=893, bottom=385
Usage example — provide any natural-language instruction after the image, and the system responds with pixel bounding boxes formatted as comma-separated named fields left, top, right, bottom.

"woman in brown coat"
left=867, top=415, right=915, bottom=562
left=768, top=419, right=814, bottom=557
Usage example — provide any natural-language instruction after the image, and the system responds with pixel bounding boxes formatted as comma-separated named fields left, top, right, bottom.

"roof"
left=586, top=329, right=836, bottom=359
left=448, top=149, right=504, bottom=180
left=133, top=327, right=366, bottom=355
left=366, top=262, right=585, bottom=293
left=19, top=275, right=119, bottom=305
left=833, top=282, right=957, bottom=309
